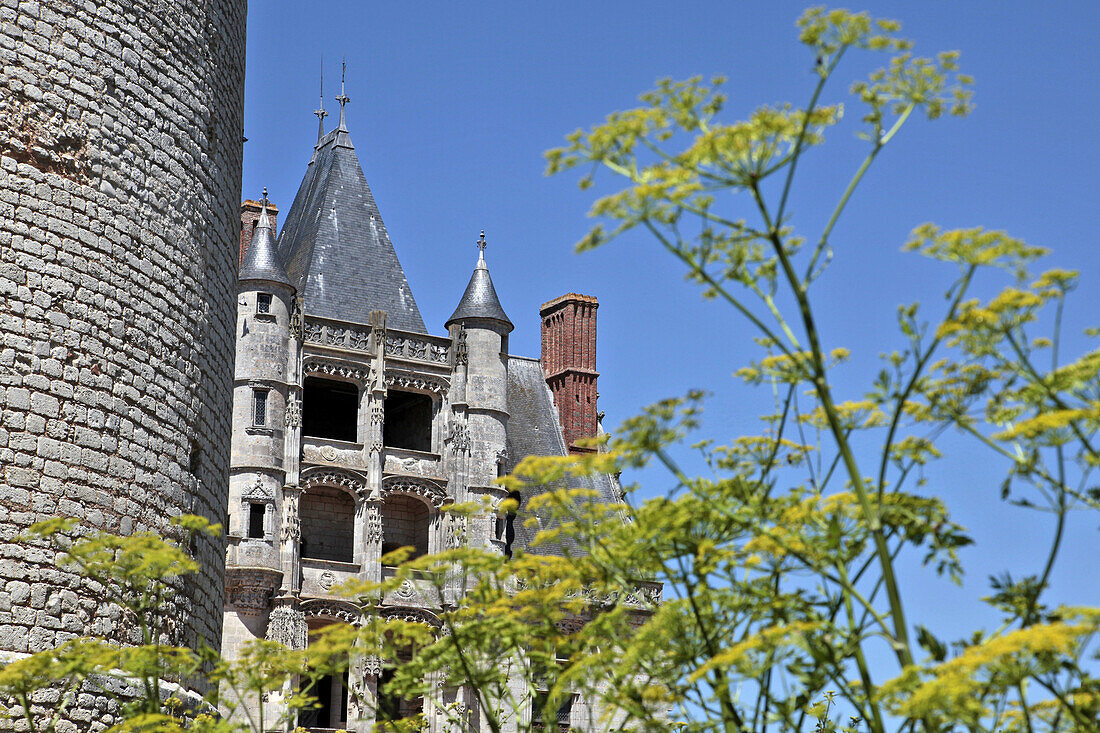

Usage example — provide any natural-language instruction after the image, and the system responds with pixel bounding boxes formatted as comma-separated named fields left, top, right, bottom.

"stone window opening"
left=383, top=390, right=433, bottom=452
left=252, top=388, right=268, bottom=427
left=303, top=377, right=359, bottom=443
left=532, top=690, right=574, bottom=732
left=493, top=515, right=506, bottom=543
left=256, top=292, right=272, bottom=314
left=300, top=486, right=356, bottom=564
left=247, top=502, right=266, bottom=540
left=380, top=494, right=431, bottom=563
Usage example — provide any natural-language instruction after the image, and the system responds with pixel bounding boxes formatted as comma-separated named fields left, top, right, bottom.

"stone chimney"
left=239, top=199, right=279, bottom=266
left=540, top=293, right=599, bottom=454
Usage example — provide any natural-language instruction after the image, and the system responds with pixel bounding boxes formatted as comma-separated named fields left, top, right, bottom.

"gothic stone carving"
left=385, top=370, right=448, bottom=395
left=303, top=356, right=371, bottom=386
left=266, top=605, right=308, bottom=649
left=382, top=476, right=447, bottom=508
left=365, top=504, right=383, bottom=544
left=301, top=598, right=361, bottom=626
left=303, top=442, right=363, bottom=467
left=300, top=467, right=370, bottom=498
left=454, top=327, right=468, bottom=365
left=379, top=605, right=443, bottom=629
left=282, top=488, right=301, bottom=542
left=290, top=297, right=304, bottom=341
left=242, top=477, right=274, bottom=503
left=285, top=393, right=302, bottom=428
left=444, top=513, right=466, bottom=550
left=385, top=335, right=450, bottom=364
left=383, top=452, right=441, bottom=477
left=446, top=422, right=471, bottom=455
left=225, top=568, right=281, bottom=615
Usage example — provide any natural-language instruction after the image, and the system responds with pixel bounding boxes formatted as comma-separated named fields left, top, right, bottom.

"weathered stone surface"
left=0, top=0, right=246, bottom=727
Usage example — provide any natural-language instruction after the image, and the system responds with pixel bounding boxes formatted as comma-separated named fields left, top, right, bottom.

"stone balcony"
left=301, top=557, right=360, bottom=598
left=380, top=565, right=441, bottom=607
left=302, top=435, right=365, bottom=468
left=226, top=536, right=281, bottom=572
left=382, top=446, right=443, bottom=480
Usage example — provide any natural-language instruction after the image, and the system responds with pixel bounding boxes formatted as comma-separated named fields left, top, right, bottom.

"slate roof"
left=276, top=123, right=426, bottom=333
left=446, top=245, right=513, bottom=332
left=505, top=356, right=623, bottom=556
left=239, top=202, right=292, bottom=287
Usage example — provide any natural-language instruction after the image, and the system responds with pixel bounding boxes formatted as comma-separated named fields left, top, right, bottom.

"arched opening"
left=303, top=376, right=359, bottom=442
left=299, top=619, right=349, bottom=730
left=380, top=494, right=430, bottom=563
left=377, top=663, right=423, bottom=729
left=300, top=486, right=356, bottom=564
left=383, top=390, right=433, bottom=452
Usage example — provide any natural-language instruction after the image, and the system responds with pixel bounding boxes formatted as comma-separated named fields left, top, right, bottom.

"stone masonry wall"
left=301, top=486, right=355, bottom=563
left=0, top=0, right=246, bottom=690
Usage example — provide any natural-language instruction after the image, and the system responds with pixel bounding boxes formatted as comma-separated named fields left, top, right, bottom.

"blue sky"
left=244, top=1, right=1098, bottom=642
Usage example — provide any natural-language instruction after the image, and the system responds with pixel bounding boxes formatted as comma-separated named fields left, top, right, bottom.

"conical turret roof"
left=446, top=233, right=513, bottom=332
left=239, top=198, right=292, bottom=287
left=277, top=118, right=426, bottom=333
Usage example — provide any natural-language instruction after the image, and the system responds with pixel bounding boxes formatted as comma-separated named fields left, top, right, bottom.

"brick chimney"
left=239, top=199, right=279, bottom=266
left=540, top=293, right=599, bottom=454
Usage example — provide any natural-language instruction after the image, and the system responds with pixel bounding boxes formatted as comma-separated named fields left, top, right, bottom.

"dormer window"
left=256, top=293, right=272, bottom=314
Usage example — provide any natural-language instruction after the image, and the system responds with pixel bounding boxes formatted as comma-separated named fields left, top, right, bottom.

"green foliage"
left=0, top=517, right=318, bottom=732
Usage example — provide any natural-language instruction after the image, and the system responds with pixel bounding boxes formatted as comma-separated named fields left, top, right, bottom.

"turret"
left=225, top=192, right=295, bottom=624
left=446, top=232, right=512, bottom=489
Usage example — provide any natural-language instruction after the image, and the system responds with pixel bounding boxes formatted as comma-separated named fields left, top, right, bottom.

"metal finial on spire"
left=314, top=56, right=327, bottom=142
left=477, top=230, right=487, bottom=252
left=335, top=57, right=350, bottom=130
left=262, top=187, right=268, bottom=205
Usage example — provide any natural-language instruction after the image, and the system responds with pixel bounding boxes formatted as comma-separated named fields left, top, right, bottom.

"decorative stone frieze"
left=385, top=370, right=449, bottom=395
left=303, top=440, right=364, bottom=467
left=301, top=598, right=362, bottom=626
left=300, top=466, right=371, bottom=498
left=379, top=605, right=443, bottom=629
left=383, top=450, right=443, bottom=478
left=303, top=356, right=371, bottom=386
left=382, top=476, right=448, bottom=508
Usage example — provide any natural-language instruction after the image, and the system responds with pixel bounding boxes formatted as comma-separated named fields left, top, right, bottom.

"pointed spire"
left=446, top=231, right=513, bottom=332
left=335, top=57, right=350, bottom=131
left=313, top=56, right=327, bottom=144
left=240, top=188, right=292, bottom=287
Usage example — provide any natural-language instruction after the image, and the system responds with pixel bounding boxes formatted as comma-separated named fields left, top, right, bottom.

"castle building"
left=222, top=99, right=626, bottom=731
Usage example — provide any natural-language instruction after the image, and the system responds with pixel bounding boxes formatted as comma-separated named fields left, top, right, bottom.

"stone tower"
left=0, top=0, right=245, bottom=684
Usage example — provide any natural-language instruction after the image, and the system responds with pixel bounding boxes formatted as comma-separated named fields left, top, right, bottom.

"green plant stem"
left=876, top=264, right=977, bottom=500
left=836, top=563, right=887, bottom=733
left=751, top=179, right=914, bottom=670
left=804, top=104, right=914, bottom=285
